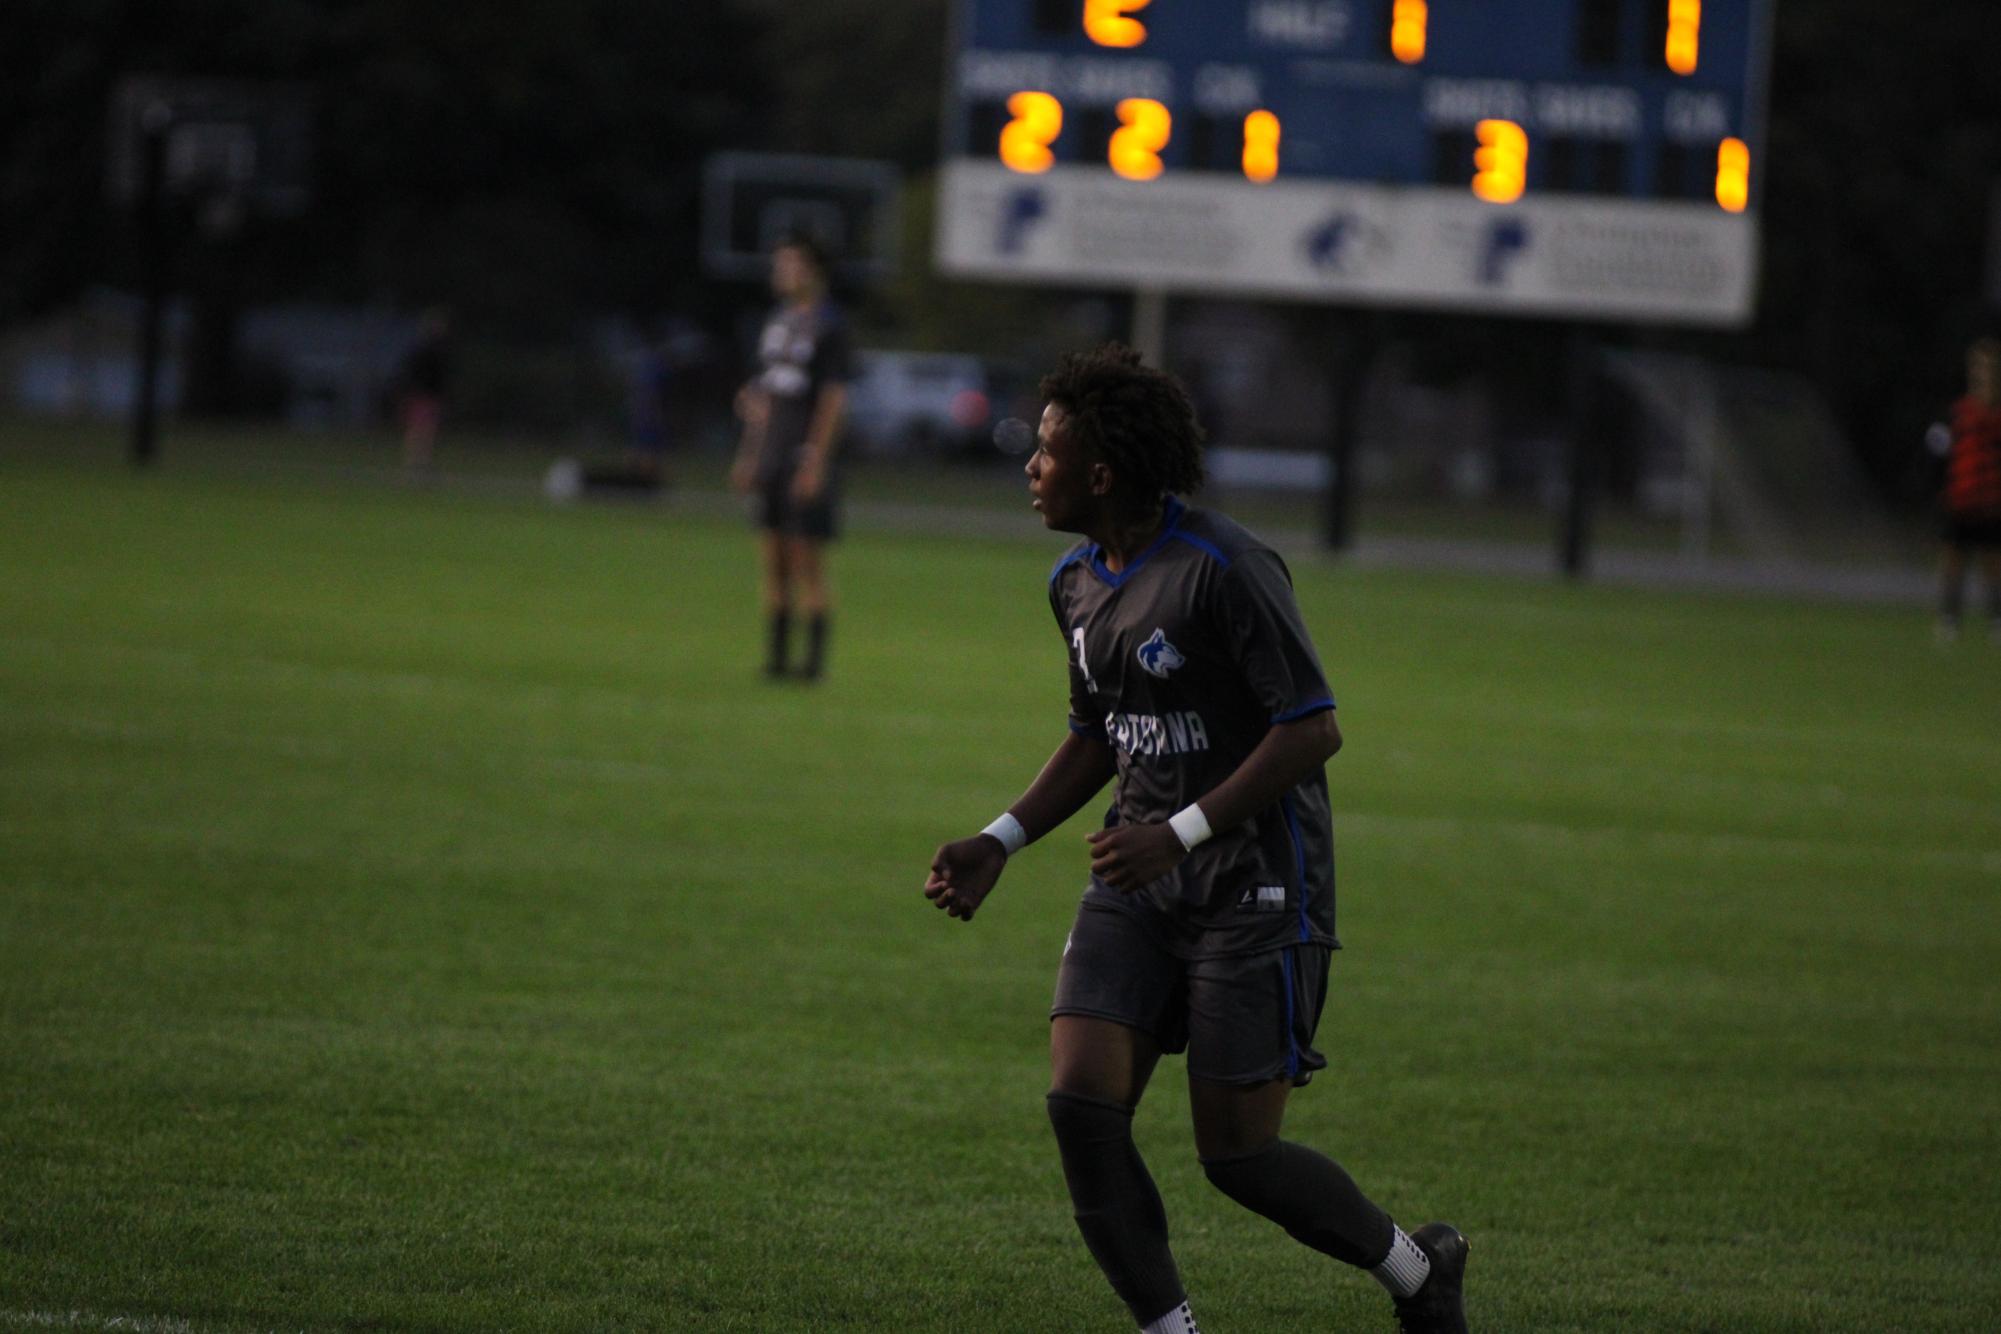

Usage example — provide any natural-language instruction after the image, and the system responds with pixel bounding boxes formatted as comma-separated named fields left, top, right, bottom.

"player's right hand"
left=924, top=836, right=1007, bottom=922
left=729, top=457, right=757, bottom=495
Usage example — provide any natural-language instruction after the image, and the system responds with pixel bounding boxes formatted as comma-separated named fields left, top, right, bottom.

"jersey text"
left=1104, top=710, right=1211, bottom=757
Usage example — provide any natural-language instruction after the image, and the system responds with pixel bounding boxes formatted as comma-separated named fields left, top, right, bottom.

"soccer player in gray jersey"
left=923, top=345, right=1469, bottom=1334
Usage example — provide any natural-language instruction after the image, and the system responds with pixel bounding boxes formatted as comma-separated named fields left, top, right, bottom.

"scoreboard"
left=933, top=0, right=1774, bottom=324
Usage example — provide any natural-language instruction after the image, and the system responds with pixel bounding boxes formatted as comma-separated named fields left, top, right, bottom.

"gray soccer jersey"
left=1048, top=498, right=1339, bottom=958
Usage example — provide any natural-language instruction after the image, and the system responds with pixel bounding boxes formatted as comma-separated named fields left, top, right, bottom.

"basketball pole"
left=131, top=103, right=171, bottom=468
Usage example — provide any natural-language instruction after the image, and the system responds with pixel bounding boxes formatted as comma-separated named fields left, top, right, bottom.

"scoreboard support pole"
left=1559, top=329, right=1599, bottom=578
left=1321, top=313, right=1381, bottom=552
left=1131, top=287, right=1169, bottom=369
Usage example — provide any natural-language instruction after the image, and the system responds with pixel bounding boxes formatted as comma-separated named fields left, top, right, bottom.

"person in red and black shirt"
left=1928, top=338, right=2001, bottom=641
left=396, top=309, right=451, bottom=479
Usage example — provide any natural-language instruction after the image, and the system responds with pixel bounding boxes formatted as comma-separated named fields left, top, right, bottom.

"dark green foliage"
left=1, top=0, right=770, bottom=327
left=1756, top=0, right=2001, bottom=490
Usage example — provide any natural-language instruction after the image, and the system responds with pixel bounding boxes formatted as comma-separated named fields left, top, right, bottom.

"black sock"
left=1201, top=1139, right=1394, bottom=1269
left=1046, top=1091, right=1186, bottom=1324
left=802, top=612, right=829, bottom=680
left=766, top=609, right=791, bottom=676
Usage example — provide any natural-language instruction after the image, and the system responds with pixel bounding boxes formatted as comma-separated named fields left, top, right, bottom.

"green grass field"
left=4, top=442, right=1999, bottom=1332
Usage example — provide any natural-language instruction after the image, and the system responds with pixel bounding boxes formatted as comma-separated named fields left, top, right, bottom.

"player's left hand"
left=1086, top=823, right=1187, bottom=892
left=924, top=835, right=1007, bottom=922
left=791, top=462, right=825, bottom=503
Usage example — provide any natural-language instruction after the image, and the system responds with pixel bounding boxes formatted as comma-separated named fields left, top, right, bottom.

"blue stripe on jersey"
left=1068, top=717, right=1107, bottom=739
left=1167, top=529, right=1232, bottom=569
left=1280, top=793, right=1310, bottom=943
left=1084, top=496, right=1190, bottom=588
left=1279, top=947, right=1301, bottom=1079
left=1048, top=547, right=1092, bottom=585
left=1271, top=696, right=1336, bottom=724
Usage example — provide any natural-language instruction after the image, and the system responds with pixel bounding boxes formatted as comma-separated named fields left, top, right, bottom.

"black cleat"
left=1392, top=1222, right=1469, bottom=1334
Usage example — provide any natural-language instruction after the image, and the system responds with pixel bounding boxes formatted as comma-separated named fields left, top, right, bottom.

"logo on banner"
left=1302, top=211, right=1389, bottom=275
left=1479, top=218, right=1530, bottom=285
left=998, top=187, right=1047, bottom=255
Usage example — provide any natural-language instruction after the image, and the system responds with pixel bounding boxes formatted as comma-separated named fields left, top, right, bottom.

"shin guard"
left=1200, top=1139, right=1394, bottom=1269
left=1046, top=1090, right=1186, bottom=1323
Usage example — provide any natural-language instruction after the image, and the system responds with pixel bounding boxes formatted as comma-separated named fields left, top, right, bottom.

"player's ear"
left=1088, top=460, right=1115, bottom=496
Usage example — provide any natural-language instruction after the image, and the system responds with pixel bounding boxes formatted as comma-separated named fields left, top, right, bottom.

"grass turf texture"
left=3, top=450, right=1998, bottom=1333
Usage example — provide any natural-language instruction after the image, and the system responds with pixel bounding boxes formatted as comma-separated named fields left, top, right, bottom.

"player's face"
left=770, top=246, right=817, bottom=301
left=1025, top=402, right=1105, bottom=533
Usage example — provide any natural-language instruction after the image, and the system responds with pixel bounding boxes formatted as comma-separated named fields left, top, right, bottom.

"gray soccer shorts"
left=1050, top=898, right=1331, bottom=1087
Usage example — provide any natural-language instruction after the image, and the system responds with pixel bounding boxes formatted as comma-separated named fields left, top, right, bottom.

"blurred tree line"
left=5, top=0, right=768, bottom=329
left=3, top=0, right=1997, bottom=491
left=1759, top=0, right=1999, bottom=493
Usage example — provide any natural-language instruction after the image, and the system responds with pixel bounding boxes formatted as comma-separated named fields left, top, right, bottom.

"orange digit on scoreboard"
left=1715, top=136, right=1749, bottom=212
left=1666, top=0, right=1701, bottom=74
left=1083, top=0, right=1149, bottom=48
left=999, top=91, right=1062, bottom=174
left=1242, top=110, right=1280, bottom=183
left=1472, top=119, right=1529, bottom=203
left=1109, top=98, right=1171, bottom=180
left=1390, top=0, right=1428, bottom=64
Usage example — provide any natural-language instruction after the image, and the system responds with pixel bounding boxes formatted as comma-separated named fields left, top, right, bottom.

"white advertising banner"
left=935, top=160, right=1759, bottom=326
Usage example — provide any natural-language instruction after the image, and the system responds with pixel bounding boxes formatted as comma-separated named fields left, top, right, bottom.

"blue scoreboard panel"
left=933, top=0, right=1773, bottom=324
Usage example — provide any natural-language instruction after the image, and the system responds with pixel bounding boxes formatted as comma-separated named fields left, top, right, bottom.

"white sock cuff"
left=1371, top=1225, right=1432, bottom=1299
left=1138, top=1300, right=1199, bottom=1334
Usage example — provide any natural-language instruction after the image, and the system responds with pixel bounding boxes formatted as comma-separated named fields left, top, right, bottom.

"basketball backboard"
left=701, top=152, right=901, bottom=283
left=106, top=76, right=312, bottom=215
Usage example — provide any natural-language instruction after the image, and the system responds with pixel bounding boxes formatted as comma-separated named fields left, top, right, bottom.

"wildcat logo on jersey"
left=1136, top=629, right=1186, bottom=678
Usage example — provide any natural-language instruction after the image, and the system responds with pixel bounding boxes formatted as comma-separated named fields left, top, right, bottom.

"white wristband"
left=1168, top=803, right=1212, bottom=852
left=981, top=812, right=1028, bottom=858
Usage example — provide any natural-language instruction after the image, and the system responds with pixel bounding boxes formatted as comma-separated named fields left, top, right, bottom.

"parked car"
left=842, top=350, right=994, bottom=458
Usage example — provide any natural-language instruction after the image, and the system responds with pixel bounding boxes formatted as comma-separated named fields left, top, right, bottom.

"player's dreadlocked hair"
left=1039, top=343, right=1206, bottom=501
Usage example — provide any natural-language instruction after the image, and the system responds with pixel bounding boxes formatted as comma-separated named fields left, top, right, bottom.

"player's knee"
left=1199, top=1139, right=1284, bottom=1207
left=1046, top=1089, right=1135, bottom=1150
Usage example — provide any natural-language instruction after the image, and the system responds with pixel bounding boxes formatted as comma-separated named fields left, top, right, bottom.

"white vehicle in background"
left=843, top=350, right=995, bottom=458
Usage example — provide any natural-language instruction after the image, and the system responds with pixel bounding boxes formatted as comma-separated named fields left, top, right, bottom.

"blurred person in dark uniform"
left=729, top=236, right=852, bottom=681
left=625, top=335, right=673, bottom=486
left=397, top=308, right=452, bottom=478
left=1927, top=337, right=2001, bottom=642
